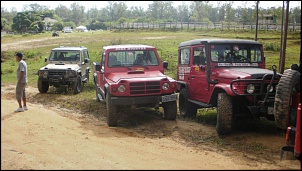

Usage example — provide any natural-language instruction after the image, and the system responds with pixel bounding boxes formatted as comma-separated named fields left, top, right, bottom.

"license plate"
left=267, top=107, right=274, bottom=115
left=162, top=94, right=178, bottom=102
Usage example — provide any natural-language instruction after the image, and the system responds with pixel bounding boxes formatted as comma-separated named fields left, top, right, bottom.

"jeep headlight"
left=267, top=85, right=274, bottom=93
left=246, top=84, right=255, bottom=94
left=162, top=83, right=169, bottom=90
left=39, top=70, right=48, bottom=77
left=118, top=85, right=126, bottom=93
left=66, top=70, right=77, bottom=77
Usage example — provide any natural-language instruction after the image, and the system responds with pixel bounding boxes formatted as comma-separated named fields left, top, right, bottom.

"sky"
left=1, top=1, right=301, bottom=12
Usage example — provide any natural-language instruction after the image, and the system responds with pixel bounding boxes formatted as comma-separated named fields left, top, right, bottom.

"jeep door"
left=188, top=45, right=209, bottom=102
left=98, top=52, right=106, bottom=92
left=81, top=50, right=90, bottom=79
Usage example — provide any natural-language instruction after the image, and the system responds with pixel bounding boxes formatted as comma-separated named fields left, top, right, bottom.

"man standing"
left=15, top=52, right=28, bottom=112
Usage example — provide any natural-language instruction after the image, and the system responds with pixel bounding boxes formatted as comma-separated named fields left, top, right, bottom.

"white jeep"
left=37, top=46, right=90, bottom=94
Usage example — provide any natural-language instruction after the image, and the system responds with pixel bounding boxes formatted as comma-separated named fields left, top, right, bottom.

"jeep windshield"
left=210, top=44, right=262, bottom=64
left=108, top=50, right=159, bottom=67
left=49, top=51, right=80, bottom=61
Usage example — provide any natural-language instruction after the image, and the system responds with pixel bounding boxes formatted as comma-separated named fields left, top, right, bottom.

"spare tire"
left=274, top=69, right=300, bottom=130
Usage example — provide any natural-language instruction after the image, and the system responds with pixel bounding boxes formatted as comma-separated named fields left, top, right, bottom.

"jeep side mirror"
left=163, top=61, right=168, bottom=69
left=84, top=58, right=89, bottom=63
left=44, top=58, right=47, bottom=62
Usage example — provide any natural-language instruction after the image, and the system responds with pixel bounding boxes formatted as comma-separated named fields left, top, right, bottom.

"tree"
left=55, top=5, right=72, bottom=22
left=176, top=2, right=190, bottom=22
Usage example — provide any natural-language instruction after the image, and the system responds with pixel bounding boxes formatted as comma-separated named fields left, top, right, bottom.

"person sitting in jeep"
left=58, top=52, right=65, bottom=61
left=108, top=55, right=121, bottom=67
left=134, top=54, right=145, bottom=65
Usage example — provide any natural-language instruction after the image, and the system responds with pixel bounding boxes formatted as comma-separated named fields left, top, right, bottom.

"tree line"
left=1, top=1, right=301, bottom=33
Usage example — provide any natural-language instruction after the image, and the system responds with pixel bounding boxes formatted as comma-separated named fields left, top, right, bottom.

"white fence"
left=110, top=22, right=301, bottom=31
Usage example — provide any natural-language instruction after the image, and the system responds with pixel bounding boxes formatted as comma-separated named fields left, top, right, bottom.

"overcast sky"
left=1, top=1, right=301, bottom=12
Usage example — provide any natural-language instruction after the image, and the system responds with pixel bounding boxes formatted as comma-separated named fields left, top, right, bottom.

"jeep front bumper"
left=39, top=76, right=77, bottom=85
left=109, top=94, right=178, bottom=105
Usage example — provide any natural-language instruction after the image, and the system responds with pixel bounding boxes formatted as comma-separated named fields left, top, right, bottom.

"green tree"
left=176, top=2, right=190, bottom=22
left=52, top=21, right=64, bottom=31
left=54, top=5, right=72, bottom=22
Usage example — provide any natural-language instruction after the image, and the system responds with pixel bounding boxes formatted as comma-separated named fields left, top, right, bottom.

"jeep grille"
left=130, top=81, right=161, bottom=95
left=48, top=70, right=65, bottom=76
left=231, top=74, right=280, bottom=97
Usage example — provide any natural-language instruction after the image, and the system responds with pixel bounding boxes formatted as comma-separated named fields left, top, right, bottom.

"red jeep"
left=93, top=44, right=178, bottom=126
left=176, top=39, right=282, bottom=135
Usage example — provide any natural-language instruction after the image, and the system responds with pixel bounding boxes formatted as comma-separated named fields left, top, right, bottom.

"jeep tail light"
left=285, top=127, right=291, bottom=145
left=118, top=85, right=126, bottom=93
left=162, top=83, right=169, bottom=90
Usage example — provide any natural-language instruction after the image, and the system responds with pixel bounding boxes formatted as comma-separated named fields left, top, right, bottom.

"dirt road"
left=1, top=84, right=301, bottom=170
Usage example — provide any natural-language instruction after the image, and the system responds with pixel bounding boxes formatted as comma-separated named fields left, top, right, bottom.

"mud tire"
left=274, top=69, right=300, bottom=130
left=95, top=86, right=101, bottom=102
left=163, top=101, right=177, bottom=120
left=216, top=92, right=233, bottom=135
left=106, top=92, right=118, bottom=126
left=72, top=75, right=83, bottom=94
left=38, top=79, right=49, bottom=93
left=179, top=88, right=197, bottom=119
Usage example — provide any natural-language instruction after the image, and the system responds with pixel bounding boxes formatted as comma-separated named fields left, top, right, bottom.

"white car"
left=63, top=27, right=73, bottom=33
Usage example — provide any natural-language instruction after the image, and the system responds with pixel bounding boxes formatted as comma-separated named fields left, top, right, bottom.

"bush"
left=264, top=42, right=280, bottom=51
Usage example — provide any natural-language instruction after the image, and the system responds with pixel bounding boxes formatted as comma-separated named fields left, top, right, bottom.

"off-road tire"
left=274, top=69, right=300, bottom=130
left=72, top=75, right=83, bottom=94
left=179, top=88, right=197, bottom=119
left=95, top=86, right=101, bottom=102
left=163, top=101, right=177, bottom=120
left=38, top=79, right=49, bottom=93
left=216, top=92, right=233, bottom=135
left=106, top=92, right=118, bottom=126
left=85, top=70, right=89, bottom=83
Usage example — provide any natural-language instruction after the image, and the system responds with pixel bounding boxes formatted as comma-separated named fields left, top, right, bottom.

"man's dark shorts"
left=16, top=83, right=26, bottom=100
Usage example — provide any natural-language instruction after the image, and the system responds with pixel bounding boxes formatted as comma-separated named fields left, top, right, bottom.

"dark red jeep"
left=176, top=39, right=282, bottom=135
left=93, top=44, right=178, bottom=126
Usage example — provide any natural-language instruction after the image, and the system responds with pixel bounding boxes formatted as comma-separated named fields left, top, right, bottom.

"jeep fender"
left=176, top=81, right=188, bottom=92
left=213, top=83, right=236, bottom=96
left=207, top=83, right=236, bottom=106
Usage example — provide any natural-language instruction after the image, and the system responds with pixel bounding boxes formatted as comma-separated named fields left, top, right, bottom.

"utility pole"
left=279, top=1, right=289, bottom=74
left=255, top=1, right=259, bottom=41
left=279, top=1, right=285, bottom=73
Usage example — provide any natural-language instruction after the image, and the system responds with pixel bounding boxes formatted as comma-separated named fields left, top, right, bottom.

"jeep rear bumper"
left=110, top=94, right=178, bottom=105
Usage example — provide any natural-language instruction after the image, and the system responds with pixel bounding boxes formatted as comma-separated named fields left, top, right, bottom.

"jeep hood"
left=217, top=67, right=276, bottom=79
left=40, top=64, right=80, bottom=70
left=107, top=71, right=170, bottom=83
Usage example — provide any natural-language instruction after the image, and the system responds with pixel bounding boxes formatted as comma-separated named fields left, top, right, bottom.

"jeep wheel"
left=37, top=79, right=49, bottom=93
left=95, top=86, right=101, bottom=102
left=274, top=69, right=300, bottom=130
left=216, top=92, right=233, bottom=135
left=106, top=92, right=118, bottom=126
left=179, top=88, right=197, bottom=119
left=72, top=75, right=83, bottom=94
left=163, top=101, right=177, bottom=120
left=86, top=70, right=89, bottom=83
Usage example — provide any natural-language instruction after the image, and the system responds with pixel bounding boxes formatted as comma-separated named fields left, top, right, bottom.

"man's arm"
left=18, top=71, right=24, bottom=84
